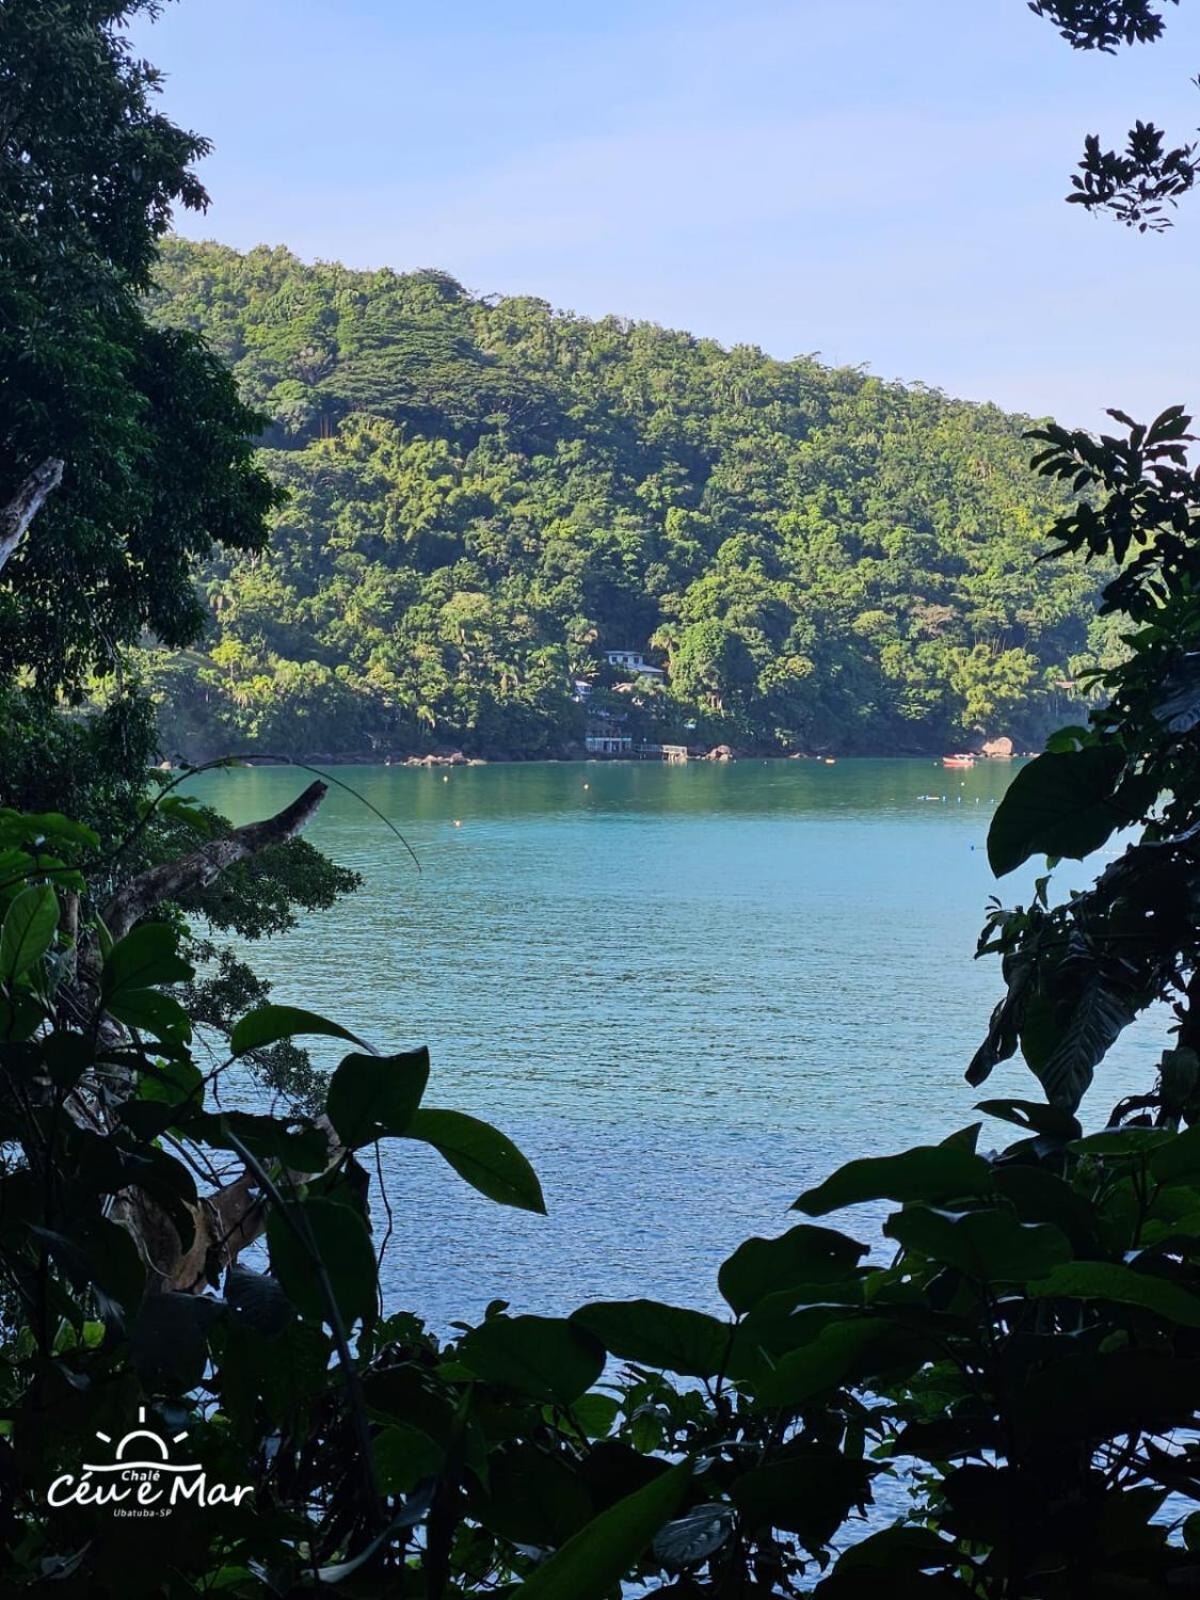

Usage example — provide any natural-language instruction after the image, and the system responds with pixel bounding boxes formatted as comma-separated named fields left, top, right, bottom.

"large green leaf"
left=753, top=1318, right=886, bottom=1408
left=1150, top=1123, right=1200, bottom=1186
left=794, top=1147, right=992, bottom=1216
left=0, top=884, right=58, bottom=982
left=224, top=1265, right=293, bottom=1338
left=572, top=1299, right=730, bottom=1378
left=479, top=1442, right=595, bottom=1548
left=195, top=1110, right=331, bottom=1172
left=458, top=1314, right=604, bottom=1404
left=987, top=746, right=1128, bottom=876
left=1155, top=654, right=1200, bottom=734
left=884, top=1206, right=1072, bottom=1282
left=515, top=1460, right=690, bottom=1600
left=1029, top=1262, right=1200, bottom=1326
left=372, top=1424, right=443, bottom=1496
left=731, top=1450, right=871, bottom=1547
left=104, top=986, right=193, bottom=1044
left=131, top=1292, right=222, bottom=1390
left=100, top=922, right=193, bottom=998
left=326, top=1047, right=429, bottom=1147
left=230, top=1003, right=365, bottom=1057
left=403, top=1109, right=545, bottom=1213
left=267, top=1198, right=377, bottom=1328
left=653, top=1504, right=735, bottom=1570
left=719, top=1224, right=867, bottom=1314
left=1035, top=979, right=1136, bottom=1112
left=0, top=809, right=98, bottom=851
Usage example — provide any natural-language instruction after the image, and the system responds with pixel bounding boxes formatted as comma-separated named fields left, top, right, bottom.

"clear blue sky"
left=132, top=0, right=1200, bottom=426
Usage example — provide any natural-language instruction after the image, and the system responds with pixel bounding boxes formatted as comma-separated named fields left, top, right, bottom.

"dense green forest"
left=145, top=238, right=1105, bottom=760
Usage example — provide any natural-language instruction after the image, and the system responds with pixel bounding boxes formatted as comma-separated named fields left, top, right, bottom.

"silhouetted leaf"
left=326, top=1047, right=429, bottom=1147
left=403, top=1109, right=545, bottom=1213
left=572, top=1300, right=730, bottom=1377
left=516, top=1460, right=690, bottom=1600
left=719, top=1223, right=867, bottom=1314
left=884, top=1206, right=1072, bottom=1282
left=975, top=1099, right=1081, bottom=1138
left=230, top=1003, right=365, bottom=1056
left=1037, top=980, right=1136, bottom=1111
left=987, top=747, right=1128, bottom=876
left=1030, top=1261, right=1200, bottom=1325
left=753, top=1318, right=887, bottom=1408
left=101, top=922, right=192, bottom=997
left=225, top=1265, right=293, bottom=1338
left=732, top=1451, right=871, bottom=1547
left=458, top=1314, right=604, bottom=1403
left=268, top=1198, right=376, bottom=1328
left=0, top=885, right=58, bottom=982
left=653, top=1503, right=735, bottom=1568
left=794, top=1148, right=992, bottom=1215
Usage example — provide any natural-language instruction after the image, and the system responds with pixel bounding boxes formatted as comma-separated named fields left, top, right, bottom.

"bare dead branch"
left=0, top=458, right=64, bottom=573
left=102, top=778, right=328, bottom=940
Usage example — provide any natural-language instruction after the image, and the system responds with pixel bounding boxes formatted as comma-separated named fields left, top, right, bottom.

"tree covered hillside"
left=146, top=237, right=1104, bottom=758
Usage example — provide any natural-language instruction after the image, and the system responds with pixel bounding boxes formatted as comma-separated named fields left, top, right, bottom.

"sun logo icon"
left=84, top=1407, right=199, bottom=1478
left=48, top=1406, right=254, bottom=1512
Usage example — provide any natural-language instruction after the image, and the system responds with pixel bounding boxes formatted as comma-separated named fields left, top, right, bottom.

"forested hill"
left=146, top=237, right=1104, bottom=759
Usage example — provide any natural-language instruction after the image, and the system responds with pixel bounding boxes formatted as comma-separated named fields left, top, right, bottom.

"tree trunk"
left=0, top=458, right=64, bottom=573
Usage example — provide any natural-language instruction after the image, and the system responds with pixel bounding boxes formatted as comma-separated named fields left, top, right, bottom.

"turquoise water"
left=184, top=759, right=1162, bottom=1328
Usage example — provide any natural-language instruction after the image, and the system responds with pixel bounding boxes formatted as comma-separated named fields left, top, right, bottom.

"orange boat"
left=942, top=753, right=976, bottom=768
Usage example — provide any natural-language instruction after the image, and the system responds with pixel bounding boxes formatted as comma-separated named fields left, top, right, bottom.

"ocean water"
left=183, top=758, right=1162, bottom=1329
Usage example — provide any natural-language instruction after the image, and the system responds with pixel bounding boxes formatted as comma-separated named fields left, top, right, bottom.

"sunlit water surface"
left=183, top=759, right=1159, bottom=1329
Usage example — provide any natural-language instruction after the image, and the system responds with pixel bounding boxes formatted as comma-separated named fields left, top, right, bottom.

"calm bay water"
left=184, top=759, right=1161, bottom=1329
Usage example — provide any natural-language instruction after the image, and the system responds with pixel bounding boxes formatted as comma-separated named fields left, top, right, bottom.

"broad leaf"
left=225, top=1265, right=293, bottom=1338
left=267, top=1198, right=377, bottom=1328
left=572, top=1299, right=730, bottom=1378
left=653, top=1504, right=735, bottom=1569
left=105, top=987, right=193, bottom=1044
left=975, top=1099, right=1081, bottom=1139
left=195, top=1110, right=331, bottom=1172
left=403, top=1109, right=545, bottom=1213
left=101, top=922, right=193, bottom=998
left=719, top=1223, right=867, bottom=1314
left=1155, top=653, right=1200, bottom=734
left=1036, top=980, right=1136, bottom=1112
left=1029, top=1262, right=1200, bottom=1326
left=0, top=884, right=58, bottom=982
left=731, top=1451, right=871, bottom=1547
left=987, top=746, right=1127, bottom=876
left=884, top=1206, right=1072, bottom=1282
left=458, top=1314, right=604, bottom=1404
left=516, top=1460, right=690, bottom=1600
left=131, top=1292, right=223, bottom=1390
left=230, top=1004, right=365, bottom=1057
left=1150, top=1123, right=1200, bottom=1186
left=794, top=1147, right=992, bottom=1216
left=326, top=1047, right=429, bottom=1147
left=373, top=1425, right=442, bottom=1496
left=753, top=1317, right=886, bottom=1408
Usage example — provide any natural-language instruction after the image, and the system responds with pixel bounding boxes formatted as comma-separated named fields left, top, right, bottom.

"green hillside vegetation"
left=146, top=238, right=1107, bottom=759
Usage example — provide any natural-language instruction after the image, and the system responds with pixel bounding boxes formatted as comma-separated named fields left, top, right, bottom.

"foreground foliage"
left=5, top=405, right=1200, bottom=1596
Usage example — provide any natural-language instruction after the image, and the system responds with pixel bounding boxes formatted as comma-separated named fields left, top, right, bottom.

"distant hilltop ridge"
left=144, top=237, right=1103, bottom=762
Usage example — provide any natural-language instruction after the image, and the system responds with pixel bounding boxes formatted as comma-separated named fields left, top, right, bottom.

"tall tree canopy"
left=0, top=0, right=278, bottom=692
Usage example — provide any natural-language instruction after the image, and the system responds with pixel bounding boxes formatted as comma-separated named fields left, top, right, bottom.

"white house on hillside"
left=605, top=649, right=664, bottom=680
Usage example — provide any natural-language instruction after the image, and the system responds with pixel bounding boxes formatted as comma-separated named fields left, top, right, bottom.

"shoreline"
left=163, top=750, right=1028, bottom=770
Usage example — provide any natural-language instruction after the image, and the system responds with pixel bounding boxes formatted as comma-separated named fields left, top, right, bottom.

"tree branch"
left=102, top=779, right=328, bottom=940
left=0, top=458, right=64, bottom=573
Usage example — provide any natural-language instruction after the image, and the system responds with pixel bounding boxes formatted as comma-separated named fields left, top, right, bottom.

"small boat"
left=942, top=753, right=976, bottom=769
